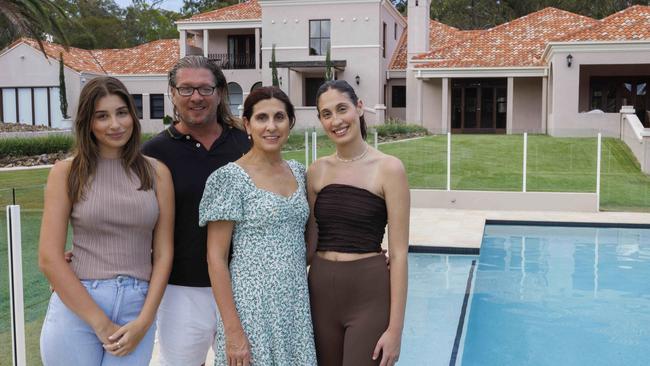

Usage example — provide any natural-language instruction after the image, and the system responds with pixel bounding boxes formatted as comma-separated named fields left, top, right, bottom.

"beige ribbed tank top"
left=70, top=157, right=158, bottom=281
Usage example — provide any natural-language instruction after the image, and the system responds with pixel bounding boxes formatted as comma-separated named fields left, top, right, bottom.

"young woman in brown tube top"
left=306, top=79, right=409, bottom=366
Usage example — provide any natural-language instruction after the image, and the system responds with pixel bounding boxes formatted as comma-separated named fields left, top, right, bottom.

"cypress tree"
left=271, top=44, right=279, bottom=87
left=59, top=52, right=69, bottom=118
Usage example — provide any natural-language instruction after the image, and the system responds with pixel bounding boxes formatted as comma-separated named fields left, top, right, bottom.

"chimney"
left=407, top=0, right=431, bottom=58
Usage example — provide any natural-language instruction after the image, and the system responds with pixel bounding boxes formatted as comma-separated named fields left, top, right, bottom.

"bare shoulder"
left=145, top=156, right=171, bottom=179
left=376, top=151, right=406, bottom=176
left=48, top=158, right=73, bottom=181
left=307, top=155, right=331, bottom=179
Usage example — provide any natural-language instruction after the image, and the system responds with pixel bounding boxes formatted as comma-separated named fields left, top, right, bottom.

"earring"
left=247, top=135, right=251, bottom=140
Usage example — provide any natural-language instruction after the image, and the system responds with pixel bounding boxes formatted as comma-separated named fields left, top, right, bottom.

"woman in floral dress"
left=199, top=86, right=316, bottom=366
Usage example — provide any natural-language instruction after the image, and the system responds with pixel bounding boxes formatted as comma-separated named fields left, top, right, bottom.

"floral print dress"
left=199, top=160, right=317, bottom=366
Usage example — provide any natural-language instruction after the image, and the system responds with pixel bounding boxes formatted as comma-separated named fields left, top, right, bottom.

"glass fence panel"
left=14, top=184, right=51, bottom=365
left=450, top=135, right=523, bottom=191
left=527, top=135, right=597, bottom=193
left=379, top=135, right=447, bottom=190
left=600, top=138, right=650, bottom=212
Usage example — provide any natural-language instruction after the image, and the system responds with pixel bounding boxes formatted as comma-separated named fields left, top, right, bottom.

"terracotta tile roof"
left=15, top=37, right=105, bottom=73
left=388, top=20, right=476, bottom=70
left=414, top=7, right=598, bottom=68
left=6, top=38, right=178, bottom=74
left=180, top=0, right=261, bottom=22
left=562, top=5, right=650, bottom=42
left=93, top=39, right=179, bottom=74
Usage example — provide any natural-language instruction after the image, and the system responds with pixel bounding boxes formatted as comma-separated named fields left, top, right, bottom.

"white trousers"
left=156, top=285, right=219, bottom=366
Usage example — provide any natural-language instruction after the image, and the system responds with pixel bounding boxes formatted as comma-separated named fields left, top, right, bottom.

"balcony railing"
left=208, top=53, right=255, bottom=69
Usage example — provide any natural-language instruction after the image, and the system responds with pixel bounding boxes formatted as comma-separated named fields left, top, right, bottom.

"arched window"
left=227, top=82, right=243, bottom=115
left=250, top=82, right=262, bottom=93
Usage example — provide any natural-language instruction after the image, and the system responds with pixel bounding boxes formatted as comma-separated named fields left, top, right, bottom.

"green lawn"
left=0, top=134, right=649, bottom=363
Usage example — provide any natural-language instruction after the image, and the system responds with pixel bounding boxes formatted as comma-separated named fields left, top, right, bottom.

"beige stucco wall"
left=0, top=43, right=89, bottom=128
left=621, top=112, right=650, bottom=174
left=512, top=77, right=543, bottom=134
left=421, top=78, right=443, bottom=133
left=548, top=46, right=650, bottom=137
left=260, top=0, right=402, bottom=113
left=410, top=189, right=599, bottom=212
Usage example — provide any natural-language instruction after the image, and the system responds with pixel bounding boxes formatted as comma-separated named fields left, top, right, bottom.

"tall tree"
left=0, top=0, right=71, bottom=55
left=271, top=43, right=279, bottom=87
left=324, top=47, right=333, bottom=81
left=59, top=52, right=69, bottom=118
left=124, top=0, right=180, bottom=46
left=53, top=0, right=127, bottom=49
left=181, top=0, right=239, bottom=16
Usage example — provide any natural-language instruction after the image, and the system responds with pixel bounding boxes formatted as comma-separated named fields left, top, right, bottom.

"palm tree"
left=0, top=0, right=70, bottom=56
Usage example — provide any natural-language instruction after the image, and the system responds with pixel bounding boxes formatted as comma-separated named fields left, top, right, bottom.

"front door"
left=305, top=77, right=325, bottom=107
left=451, top=78, right=507, bottom=133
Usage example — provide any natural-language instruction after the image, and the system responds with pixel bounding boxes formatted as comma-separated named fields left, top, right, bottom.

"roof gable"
left=5, top=38, right=179, bottom=75
left=562, top=5, right=650, bottom=42
left=414, top=7, right=598, bottom=68
left=93, top=39, right=179, bottom=74
left=181, top=0, right=261, bottom=22
left=389, top=20, right=473, bottom=70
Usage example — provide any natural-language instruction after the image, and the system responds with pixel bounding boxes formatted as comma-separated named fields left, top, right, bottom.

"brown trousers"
left=308, top=254, right=390, bottom=366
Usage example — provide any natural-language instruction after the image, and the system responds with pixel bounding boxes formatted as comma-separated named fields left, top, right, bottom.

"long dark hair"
left=68, top=76, right=154, bottom=203
left=315, top=80, right=367, bottom=139
left=168, top=55, right=242, bottom=129
left=243, top=86, right=296, bottom=129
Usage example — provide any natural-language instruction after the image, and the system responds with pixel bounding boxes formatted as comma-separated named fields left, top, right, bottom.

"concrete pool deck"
left=149, top=207, right=650, bottom=365
left=407, top=208, right=650, bottom=249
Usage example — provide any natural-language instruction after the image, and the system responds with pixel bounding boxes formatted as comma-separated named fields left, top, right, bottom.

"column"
left=180, top=30, right=186, bottom=58
left=203, top=29, right=209, bottom=58
left=541, top=76, right=548, bottom=134
left=255, top=28, right=261, bottom=70
left=417, top=78, right=423, bottom=124
left=441, top=77, right=449, bottom=133
left=506, top=77, right=514, bottom=134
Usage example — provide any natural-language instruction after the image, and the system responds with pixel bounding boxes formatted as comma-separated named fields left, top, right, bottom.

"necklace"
left=336, top=146, right=369, bottom=163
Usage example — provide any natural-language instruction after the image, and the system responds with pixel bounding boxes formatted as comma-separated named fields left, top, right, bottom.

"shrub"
left=0, top=135, right=74, bottom=157
left=375, top=121, right=428, bottom=137
left=1, top=133, right=160, bottom=157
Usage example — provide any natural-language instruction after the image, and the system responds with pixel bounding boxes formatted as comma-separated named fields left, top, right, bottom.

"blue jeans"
left=40, top=276, right=155, bottom=366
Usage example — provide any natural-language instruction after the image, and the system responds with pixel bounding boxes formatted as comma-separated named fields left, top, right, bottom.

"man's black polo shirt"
left=142, top=124, right=250, bottom=287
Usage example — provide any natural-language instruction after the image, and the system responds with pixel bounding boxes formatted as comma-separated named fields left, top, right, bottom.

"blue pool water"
left=459, top=225, right=650, bottom=366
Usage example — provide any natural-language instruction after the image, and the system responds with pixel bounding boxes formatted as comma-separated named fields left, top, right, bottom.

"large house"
left=0, top=0, right=648, bottom=137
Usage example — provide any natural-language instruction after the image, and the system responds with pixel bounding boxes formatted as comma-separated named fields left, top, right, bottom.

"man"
left=142, top=55, right=250, bottom=365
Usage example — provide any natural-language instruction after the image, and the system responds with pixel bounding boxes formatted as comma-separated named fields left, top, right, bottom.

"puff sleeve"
left=199, top=164, right=243, bottom=227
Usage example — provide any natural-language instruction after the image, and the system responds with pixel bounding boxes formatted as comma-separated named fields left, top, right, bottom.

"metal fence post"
left=7, top=205, right=26, bottom=366
left=447, top=132, right=451, bottom=191
left=304, top=130, right=309, bottom=168
left=311, top=130, right=317, bottom=163
left=523, top=132, right=528, bottom=192
left=596, top=133, right=602, bottom=211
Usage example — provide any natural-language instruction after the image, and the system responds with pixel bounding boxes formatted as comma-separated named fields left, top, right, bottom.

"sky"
left=114, top=0, right=184, bottom=12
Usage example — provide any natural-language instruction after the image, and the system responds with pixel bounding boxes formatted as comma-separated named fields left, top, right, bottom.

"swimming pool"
left=403, top=223, right=650, bottom=366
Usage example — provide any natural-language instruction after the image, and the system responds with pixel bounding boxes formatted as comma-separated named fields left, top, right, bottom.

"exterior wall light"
left=566, top=54, right=573, bottom=68
left=355, top=75, right=360, bottom=85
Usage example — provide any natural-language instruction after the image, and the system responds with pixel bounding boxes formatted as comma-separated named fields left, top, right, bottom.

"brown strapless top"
left=314, top=184, right=387, bottom=253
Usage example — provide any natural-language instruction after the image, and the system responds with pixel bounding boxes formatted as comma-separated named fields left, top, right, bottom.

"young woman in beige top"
left=38, top=77, right=174, bottom=365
